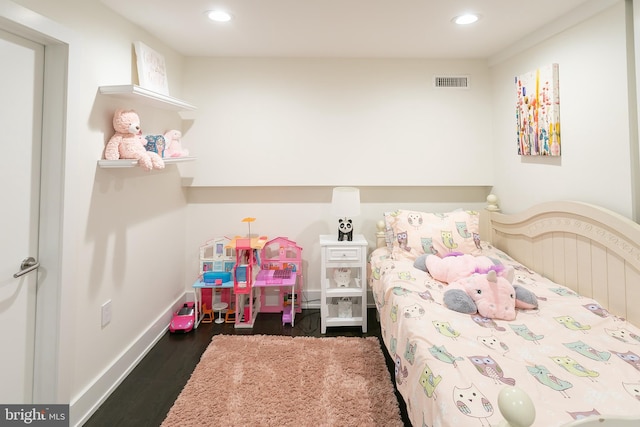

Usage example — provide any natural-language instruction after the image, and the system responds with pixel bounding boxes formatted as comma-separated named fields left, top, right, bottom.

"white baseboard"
left=70, top=294, right=187, bottom=427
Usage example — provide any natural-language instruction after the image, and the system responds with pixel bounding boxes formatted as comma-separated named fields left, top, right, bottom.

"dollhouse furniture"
left=212, top=301, right=228, bottom=324
left=254, top=270, right=298, bottom=325
left=319, top=234, right=368, bottom=333
left=226, top=235, right=268, bottom=328
left=254, top=237, right=303, bottom=325
left=191, top=275, right=233, bottom=328
left=200, top=303, right=214, bottom=324
left=194, top=237, right=235, bottom=324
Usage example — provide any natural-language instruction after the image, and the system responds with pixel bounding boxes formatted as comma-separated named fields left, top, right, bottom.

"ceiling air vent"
left=434, top=76, right=469, bottom=89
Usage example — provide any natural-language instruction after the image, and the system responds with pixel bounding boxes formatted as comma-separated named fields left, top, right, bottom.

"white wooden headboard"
left=486, top=200, right=640, bottom=325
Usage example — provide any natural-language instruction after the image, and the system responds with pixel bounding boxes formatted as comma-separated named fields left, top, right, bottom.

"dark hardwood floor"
left=84, top=308, right=410, bottom=426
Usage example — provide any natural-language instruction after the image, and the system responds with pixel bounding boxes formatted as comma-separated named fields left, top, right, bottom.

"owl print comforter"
left=370, top=245, right=640, bottom=427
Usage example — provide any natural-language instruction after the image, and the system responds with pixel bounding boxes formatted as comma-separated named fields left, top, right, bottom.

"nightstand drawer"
left=326, top=246, right=362, bottom=261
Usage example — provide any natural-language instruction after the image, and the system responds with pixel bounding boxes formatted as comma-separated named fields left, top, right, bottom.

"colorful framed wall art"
left=515, top=63, right=561, bottom=156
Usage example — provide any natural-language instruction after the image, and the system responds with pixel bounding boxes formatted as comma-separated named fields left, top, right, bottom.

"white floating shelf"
left=98, top=156, right=195, bottom=168
left=99, top=84, right=197, bottom=112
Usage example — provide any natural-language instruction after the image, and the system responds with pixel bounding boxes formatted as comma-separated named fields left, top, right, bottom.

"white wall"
left=9, top=0, right=192, bottom=424
left=180, top=57, right=498, bottom=298
left=182, top=58, right=493, bottom=186
left=489, top=1, right=634, bottom=217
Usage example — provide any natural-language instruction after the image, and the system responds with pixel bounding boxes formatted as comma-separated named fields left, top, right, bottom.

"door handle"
left=13, top=257, right=40, bottom=278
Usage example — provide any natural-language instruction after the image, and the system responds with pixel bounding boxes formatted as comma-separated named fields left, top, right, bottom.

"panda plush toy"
left=337, top=218, right=354, bottom=241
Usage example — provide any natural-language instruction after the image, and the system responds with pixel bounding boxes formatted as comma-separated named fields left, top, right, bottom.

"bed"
left=369, top=197, right=640, bottom=427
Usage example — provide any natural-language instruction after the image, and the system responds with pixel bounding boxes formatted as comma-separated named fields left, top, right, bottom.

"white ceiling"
left=100, top=0, right=599, bottom=59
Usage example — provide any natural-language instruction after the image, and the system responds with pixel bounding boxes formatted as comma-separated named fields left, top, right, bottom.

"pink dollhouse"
left=255, top=237, right=303, bottom=325
left=199, top=236, right=235, bottom=275
left=196, top=236, right=234, bottom=323
left=193, top=233, right=303, bottom=328
left=226, top=235, right=268, bottom=328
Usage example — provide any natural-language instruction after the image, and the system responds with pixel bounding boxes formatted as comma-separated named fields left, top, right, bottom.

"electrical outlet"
left=101, top=300, right=112, bottom=327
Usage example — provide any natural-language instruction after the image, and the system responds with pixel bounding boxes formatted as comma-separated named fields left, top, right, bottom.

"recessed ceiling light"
left=453, top=14, right=480, bottom=25
left=206, top=10, right=232, bottom=22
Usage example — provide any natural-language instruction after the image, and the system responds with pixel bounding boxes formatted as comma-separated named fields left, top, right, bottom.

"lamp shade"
left=331, top=187, right=361, bottom=218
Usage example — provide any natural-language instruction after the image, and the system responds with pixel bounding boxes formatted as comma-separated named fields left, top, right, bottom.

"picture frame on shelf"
left=133, top=41, right=169, bottom=95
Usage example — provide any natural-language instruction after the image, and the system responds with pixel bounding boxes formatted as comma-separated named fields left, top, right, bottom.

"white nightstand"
left=319, top=234, right=368, bottom=333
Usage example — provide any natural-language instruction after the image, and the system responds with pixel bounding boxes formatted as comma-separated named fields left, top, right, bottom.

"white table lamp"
left=331, top=187, right=361, bottom=241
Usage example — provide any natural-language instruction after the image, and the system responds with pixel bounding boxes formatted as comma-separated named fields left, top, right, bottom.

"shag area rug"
left=161, top=335, right=403, bottom=427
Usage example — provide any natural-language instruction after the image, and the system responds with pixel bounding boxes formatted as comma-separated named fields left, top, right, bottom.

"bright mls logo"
left=0, top=405, right=68, bottom=426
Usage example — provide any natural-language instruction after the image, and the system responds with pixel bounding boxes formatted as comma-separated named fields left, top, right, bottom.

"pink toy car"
left=169, top=302, right=195, bottom=333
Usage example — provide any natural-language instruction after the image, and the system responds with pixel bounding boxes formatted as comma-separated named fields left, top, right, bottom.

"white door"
left=0, top=27, right=44, bottom=403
